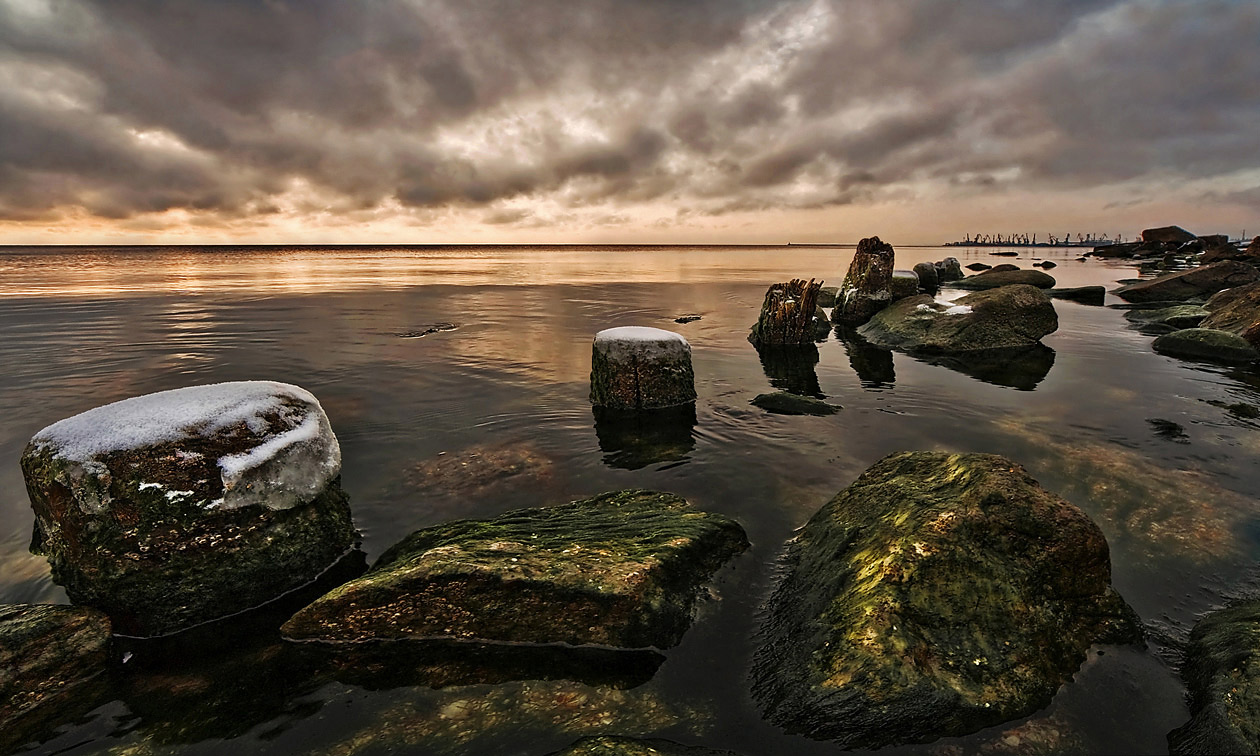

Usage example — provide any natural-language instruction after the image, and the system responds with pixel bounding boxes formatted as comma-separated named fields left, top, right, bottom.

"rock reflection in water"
left=314, top=680, right=707, bottom=756
left=910, top=344, right=1056, bottom=391
left=753, top=344, right=823, bottom=397
left=592, top=405, right=696, bottom=470
left=307, top=639, right=665, bottom=691
left=835, top=326, right=895, bottom=388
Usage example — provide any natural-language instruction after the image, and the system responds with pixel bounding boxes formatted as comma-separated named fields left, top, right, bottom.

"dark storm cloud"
left=0, top=0, right=1257, bottom=224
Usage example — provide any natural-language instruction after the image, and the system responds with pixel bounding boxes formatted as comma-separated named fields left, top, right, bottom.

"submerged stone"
left=751, top=392, right=841, bottom=416
left=1048, top=286, right=1107, bottom=305
left=1169, top=601, right=1260, bottom=755
left=751, top=451, right=1140, bottom=749
left=20, top=381, right=357, bottom=637
left=1124, top=305, right=1210, bottom=330
left=549, top=736, right=740, bottom=756
left=283, top=490, right=749, bottom=649
left=1153, top=328, right=1260, bottom=365
left=590, top=327, right=697, bottom=410
left=0, top=604, right=112, bottom=752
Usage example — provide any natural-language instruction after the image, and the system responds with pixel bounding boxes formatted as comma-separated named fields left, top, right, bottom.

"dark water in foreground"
left=3, top=244, right=1260, bottom=755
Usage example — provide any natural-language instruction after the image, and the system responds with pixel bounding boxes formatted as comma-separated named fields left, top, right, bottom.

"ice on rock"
left=593, top=327, right=691, bottom=362
left=943, top=305, right=974, bottom=315
left=30, top=381, right=340, bottom=511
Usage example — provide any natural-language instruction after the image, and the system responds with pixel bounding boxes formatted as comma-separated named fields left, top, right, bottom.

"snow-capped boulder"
left=590, top=327, right=696, bottom=410
left=21, top=381, right=358, bottom=636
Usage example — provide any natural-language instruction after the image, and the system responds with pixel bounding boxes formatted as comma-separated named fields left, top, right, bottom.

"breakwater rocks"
left=283, top=490, right=748, bottom=649
left=857, top=285, right=1058, bottom=353
left=1113, top=260, right=1260, bottom=303
left=748, top=278, right=827, bottom=346
left=833, top=236, right=896, bottom=326
left=590, top=327, right=697, bottom=410
left=20, top=381, right=358, bottom=637
left=0, top=604, right=112, bottom=752
left=751, top=452, right=1141, bottom=749
left=1170, top=601, right=1260, bottom=755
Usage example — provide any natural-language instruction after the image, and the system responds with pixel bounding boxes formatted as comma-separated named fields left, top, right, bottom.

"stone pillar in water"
left=590, top=327, right=696, bottom=410
left=833, top=236, right=895, bottom=326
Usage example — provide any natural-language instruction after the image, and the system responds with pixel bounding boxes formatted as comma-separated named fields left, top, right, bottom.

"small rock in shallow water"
left=283, top=490, right=748, bottom=649
left=1153, top=328, right=1260, bottom=364
left=397, top=323, right=458, bottom=338
left=751, top=391, right=841, bottom=416
left=965, top=262, right=992, bottom=271
left=406, top=443, right=556, bottom=498
left=1146, top=418, right=1190, bottom=443
left=590, top=327, right=696, bottom=410
left=674, top=314, right=702, bottom=324
left=1048, top=286, right=1106, bottom=305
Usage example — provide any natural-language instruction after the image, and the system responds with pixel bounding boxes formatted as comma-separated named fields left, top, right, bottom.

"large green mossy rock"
left=857, top=285, right=1058, bottom=353
left=1125, top=305, right=1210, bottom=330
left=548, top=736, right=740, bottom=756
left=21, top=382, right=358, bottom=636
left=1202, top=282, right=1260, bottom=346
left=1170, top=601, right=1260, bottom=754
left=751, top=452, right=1140, bottom=749
left=0, top=604, right=112, bottom=752
left=283, top=491, right=749, bottom=649
left=1153, top=328, right=1260, bottom=365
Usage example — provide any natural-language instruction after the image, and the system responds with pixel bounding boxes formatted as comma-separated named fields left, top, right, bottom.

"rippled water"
left=3, top=244, right=1259, bottom=755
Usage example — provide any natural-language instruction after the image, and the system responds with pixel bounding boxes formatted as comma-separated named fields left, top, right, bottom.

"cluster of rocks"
left=1089, top=225, right=1259, bottom=269
left=1105, top=235, right=1260, bottom=364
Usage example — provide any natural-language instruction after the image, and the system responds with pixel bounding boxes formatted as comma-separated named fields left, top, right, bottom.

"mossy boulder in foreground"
left=1169, top=601, right=1260, bottom=754
left=1, top=604, right=111, bottom=752
left=1153, top=328, right=1260, bottom=365
left=283, top=490, right=748, bottom=649
left=751, top=451, right=1140, bottom=749
left=21, top=381, right=358, bottom=636
left=548, top=736, right=741, bottom=756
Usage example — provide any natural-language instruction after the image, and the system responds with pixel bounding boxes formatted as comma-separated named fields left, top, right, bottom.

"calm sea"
left=2, top=244, right=1258, bottom=755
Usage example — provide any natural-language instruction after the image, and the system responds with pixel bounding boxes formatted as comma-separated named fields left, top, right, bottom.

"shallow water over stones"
left=2, top=244, right=1260, bottom=754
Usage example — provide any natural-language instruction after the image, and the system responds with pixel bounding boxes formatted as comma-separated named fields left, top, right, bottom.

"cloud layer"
left=1, top=0, right=1257, bottom=239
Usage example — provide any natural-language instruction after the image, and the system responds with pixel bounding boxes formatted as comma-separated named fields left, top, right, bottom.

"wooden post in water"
left=748, top=278, right=824, bottom=347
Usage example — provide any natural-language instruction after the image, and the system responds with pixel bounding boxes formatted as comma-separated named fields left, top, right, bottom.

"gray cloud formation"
left=0, top=0, right=1257, bottom=226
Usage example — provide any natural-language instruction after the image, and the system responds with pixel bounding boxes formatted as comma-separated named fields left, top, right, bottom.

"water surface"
left=3, top=244, right=1259, bottom=755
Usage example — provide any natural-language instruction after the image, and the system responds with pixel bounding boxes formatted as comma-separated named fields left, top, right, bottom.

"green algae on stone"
left=1153, top=328, right=1260, bottom=365
left=950, top=269, right=1056, bottom=290
left=0, top=604, right=112, bottom=753
left=549, top=735, right=740, bottom=756
left=751, top=452, right=1140, bottom=749
left=1169, top=600, right=1260, bottom=754
left=283, top=490, right=748, bottom=649
left=857, top=285, right=1058, bottom=354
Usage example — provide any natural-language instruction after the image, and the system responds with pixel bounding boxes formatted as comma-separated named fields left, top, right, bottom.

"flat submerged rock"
left=751, top=451, right=1140, bottom=749
left=283, top=490, right=748, bottom=649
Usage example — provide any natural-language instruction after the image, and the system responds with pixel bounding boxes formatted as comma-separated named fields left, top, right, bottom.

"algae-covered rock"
left=283, top=490, right=748, bottom=649
left=833, top=236, right=895, bottom=326
left=857, top=285, right=1058, bottom=353
left=751, top=392, right=840, bottom=416
left=590, top=327, right=697, bottom=410
left=1113, top=261, right=1260, bottom=303
left=1169, top=601, right=1260, bottom=755
left=913, top=262, right=940, bottom=293
left=1153, top=328, right=1260, bottom=365
left=0, top=604, right=112, bottom=752
left=950, top=269, right=1056, bottom=290
left=1124, top=305, right=1210, bottom=330
left=816, top=286, right=839, bottom=308
left=549, top=735, right=740, bottom=756
left=1201, top=281, right=1260, bottom=346
left=1048, top=286, right=1106, bottom=305
left=751, top=451, right=1140, bottom=749
left=936, top=257, right=964, bottom=282
left=890, top=270, right=920, bottom=300
left=20, top=381, right=357, bottom=636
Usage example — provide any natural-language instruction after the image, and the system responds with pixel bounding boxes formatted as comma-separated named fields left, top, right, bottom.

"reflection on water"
left=3, top=245, right=1260, bottom=755
left=753, top=344, right=823, bottom=398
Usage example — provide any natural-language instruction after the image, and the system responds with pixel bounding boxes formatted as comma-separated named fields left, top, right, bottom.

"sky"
left=0, top=0, right=1257, bottom=245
